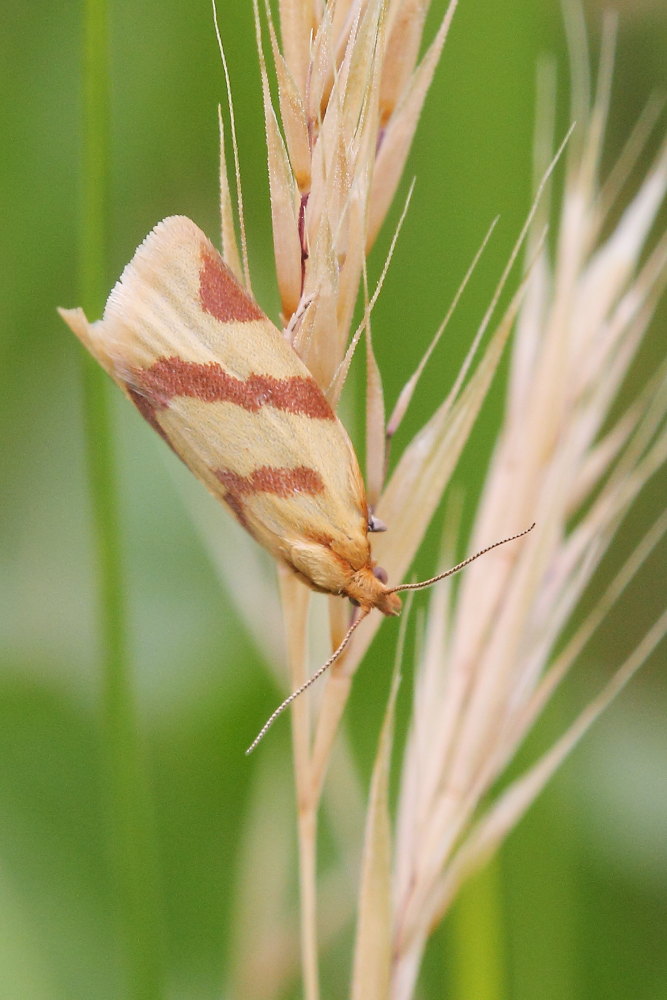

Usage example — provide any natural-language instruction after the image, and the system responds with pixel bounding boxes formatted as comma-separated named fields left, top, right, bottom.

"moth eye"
left=368, top=513, right=387, bottom=533
left=373, top=565, right=388, bottom=585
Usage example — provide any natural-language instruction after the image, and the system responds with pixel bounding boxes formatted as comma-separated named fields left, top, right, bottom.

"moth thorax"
left=345, top=567, right=402, bottom=617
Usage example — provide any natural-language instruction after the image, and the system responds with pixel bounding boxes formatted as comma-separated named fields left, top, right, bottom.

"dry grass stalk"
left=214, top=1, right=461, bottom=995
left=383, top=21, right=667, bottom=999
left=205, top=3, right=666, bottom=997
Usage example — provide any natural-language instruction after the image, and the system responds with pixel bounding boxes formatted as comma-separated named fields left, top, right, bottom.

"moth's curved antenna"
left=245, top=608, right=370, bottom=755
left=388, top=523, right=536, bottom=595
left=245, top=525, right=535, bottom=753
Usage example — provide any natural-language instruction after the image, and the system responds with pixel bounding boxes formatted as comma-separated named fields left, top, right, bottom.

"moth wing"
left=60, top=216, right=370, bottom=592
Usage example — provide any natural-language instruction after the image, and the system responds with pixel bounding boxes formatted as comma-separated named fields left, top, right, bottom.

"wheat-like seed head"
left=216, top=0, right=459, bottom=398
left=385, top=22, right=667, bottom=995
left=206, top=5, right=667, bottom=997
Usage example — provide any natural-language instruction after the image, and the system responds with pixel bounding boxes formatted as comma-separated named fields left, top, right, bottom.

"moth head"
left=345, top=566, right=402, bottom=617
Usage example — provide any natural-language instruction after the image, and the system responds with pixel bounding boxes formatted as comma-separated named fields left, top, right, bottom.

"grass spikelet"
left=237, top=5, right=666, bottom=997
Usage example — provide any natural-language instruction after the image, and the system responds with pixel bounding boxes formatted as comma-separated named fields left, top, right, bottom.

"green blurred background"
left=1, top=1, right=666, bottom=997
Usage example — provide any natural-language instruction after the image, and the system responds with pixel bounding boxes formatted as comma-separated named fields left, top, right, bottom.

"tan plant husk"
left=187, top=4, right=665, bottom=997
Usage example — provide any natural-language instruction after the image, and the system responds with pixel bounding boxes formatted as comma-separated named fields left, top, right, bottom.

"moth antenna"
left=245, top=609, right=370, bottom=755
left=388, top=523, right=536, bottom=595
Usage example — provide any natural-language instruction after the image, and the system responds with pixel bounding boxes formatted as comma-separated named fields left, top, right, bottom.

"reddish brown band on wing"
left=216, top=465, right=324, bottom=499
left=215, top=465, right=325, bottom=530
left=199, top=249, right=264, bottom=323
left=131, top=357, right=335, bottom=419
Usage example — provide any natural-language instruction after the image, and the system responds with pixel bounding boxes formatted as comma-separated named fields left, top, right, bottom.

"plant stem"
left=279, top=568, right=321, bottom=1000
left=80, top=1, right=164, bottom=996
left=298, top=808, right=320, bottom=1000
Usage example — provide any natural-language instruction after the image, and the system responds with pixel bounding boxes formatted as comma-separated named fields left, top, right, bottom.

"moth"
left=60, top=216, right=532, bottom=750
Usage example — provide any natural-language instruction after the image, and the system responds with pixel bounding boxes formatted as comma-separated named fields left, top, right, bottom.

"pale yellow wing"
left=60, top=216, right=370, bottom=593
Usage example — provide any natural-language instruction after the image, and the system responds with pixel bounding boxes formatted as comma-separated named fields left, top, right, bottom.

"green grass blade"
left=79, top=0, right=165, bottom=995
